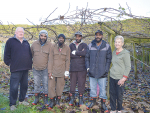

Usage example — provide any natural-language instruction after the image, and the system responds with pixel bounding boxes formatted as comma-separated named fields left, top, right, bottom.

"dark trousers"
left=70, top=70, right=86, bottom=94
left=109, top=77, right=124, bottom=111
left=9, top=70, right=28, bottom=106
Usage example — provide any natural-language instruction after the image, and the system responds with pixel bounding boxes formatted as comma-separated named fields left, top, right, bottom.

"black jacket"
left=85, top=40, right=112, bottom=78
left=69, top=41, right=87, bottom=72
left=4, top=37, right=32, bottom=72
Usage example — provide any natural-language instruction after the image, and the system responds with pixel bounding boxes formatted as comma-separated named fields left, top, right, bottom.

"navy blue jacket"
left=69, top=41, right=87, bottom=71
left=85, top=40, right=112, bottom=78
left=4, top=37, right=32, bottom=72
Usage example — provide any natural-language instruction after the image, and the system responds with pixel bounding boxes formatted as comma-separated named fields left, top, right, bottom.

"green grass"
left=0, top=93, right=32, bottom=113
left=0, top=94, right=54, bottom=113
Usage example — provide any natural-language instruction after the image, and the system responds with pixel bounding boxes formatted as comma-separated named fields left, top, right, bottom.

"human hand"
left=72, top=50, right=76, bottom=55
left=48, top=73, right=53, bottom=79
left=64, top=76, right=69, bottom=79
left=64, top=71, right=69, bottom=77
left=87, top=68, right=89, bottom=72
left=64, top=71, right=69, bottom=79
left=118, top=77, right=126, bottom=87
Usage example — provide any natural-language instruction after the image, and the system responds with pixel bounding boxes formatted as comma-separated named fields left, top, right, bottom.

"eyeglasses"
left=40, top=35, right=47, bottom=37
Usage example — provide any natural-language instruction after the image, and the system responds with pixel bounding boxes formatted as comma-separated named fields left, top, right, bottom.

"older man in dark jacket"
left=85, top=30, right=112, bottom=112
left=69, top=31, right=87, bottom=106
left=4, top=27, right=32, bottom=111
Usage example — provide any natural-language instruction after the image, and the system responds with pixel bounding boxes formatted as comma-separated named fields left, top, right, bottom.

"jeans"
left=89, top=77, right=107, bottom=99
left=33, top=68, right=48, bottom=94
left=109, top=77, right=124, bottom=111
left=9, top=70, right=28, bottom=106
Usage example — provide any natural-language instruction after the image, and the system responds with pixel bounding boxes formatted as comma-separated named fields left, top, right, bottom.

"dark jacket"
left=4, top=37, right=32, bottom=72
left=85, top=40, right=112, bottom=78
left=69, top=41, right=87, bottom=72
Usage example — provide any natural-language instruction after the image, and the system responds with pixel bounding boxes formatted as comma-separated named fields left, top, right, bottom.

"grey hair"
left=15, top=27, right=24, bottom=32
left=114, top=35, right=124, bottom=43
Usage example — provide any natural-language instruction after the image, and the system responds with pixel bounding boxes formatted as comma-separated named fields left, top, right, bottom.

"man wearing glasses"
left=31, top=30, right=51, bottom=106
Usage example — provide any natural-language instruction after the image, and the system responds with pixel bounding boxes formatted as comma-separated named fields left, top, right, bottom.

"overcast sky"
left=0, top=0, right=150, bottom=25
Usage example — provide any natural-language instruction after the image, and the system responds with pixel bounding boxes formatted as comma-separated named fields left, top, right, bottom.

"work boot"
left=79, top=93, right=83, bottom=106
left=56, top=96, right=61, bottom=106
left=48, top=97, right=56, bottom=109
left=86, top=97, right=96, bottom=109
left=32, top=93, right=40, bottom=105
left=69, top=93, right=75, bottom=106
left=101, top=99, right=109, bottom=113
left=43, top=94, right=49, bottom=106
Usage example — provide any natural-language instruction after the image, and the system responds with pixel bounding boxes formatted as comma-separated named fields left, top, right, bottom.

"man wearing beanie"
left=48, top=34, right=70, bottom=109
left=69, top=31, right=87, bottom=106
left=31, top=30, right=52, bottom=106
left=85, top=30, right=112, bottom=112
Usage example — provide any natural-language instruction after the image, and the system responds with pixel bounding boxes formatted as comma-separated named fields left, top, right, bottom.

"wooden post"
left=107, top=33, right=110, bottom=99
left=142, top=47, right=145, bottom=72
left=110, top=34, right=115, bottom=51
left=107, top=33, right=115, bottom=99
left=107, top=33, right=111, bottom=44
left=132, top=43, right=137, bottom=79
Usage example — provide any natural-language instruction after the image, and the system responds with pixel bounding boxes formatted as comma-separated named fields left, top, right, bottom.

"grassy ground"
left=0, top=93, right=64, bottom=113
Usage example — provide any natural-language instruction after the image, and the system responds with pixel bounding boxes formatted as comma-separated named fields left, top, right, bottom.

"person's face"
left=115, top=38, right=124, bottom=49
left=15, top=28, right=24, bottom=39
left=58, top=37, right=64, bottom=44
left=40, top=33, right=47, bottom=42
left=75, top=34, right=82, bottom=43
left=95, top=33, right=103, bottom=43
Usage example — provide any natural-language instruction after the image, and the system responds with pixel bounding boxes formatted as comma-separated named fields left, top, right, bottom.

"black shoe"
left=101, top=99, right=108, bottom=112
left=79, top=94, right=83, bottom=106
left=48, top=97, right=56, bottom=109
left=32, top=93, right=40, bottom=105
left=43, top=94, right=49, bottom=106
left=69, top=93, right=75, bottom=106
left=56, top=96, right=61, bottom=106
left=86, top=97, right=96, bottom=109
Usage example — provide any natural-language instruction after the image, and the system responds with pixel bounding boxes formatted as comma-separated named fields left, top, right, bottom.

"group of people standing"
left=4, top=27, right=131, bottom=113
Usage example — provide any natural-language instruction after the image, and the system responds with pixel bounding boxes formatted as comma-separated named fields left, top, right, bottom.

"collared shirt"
left=41, top=44, right=45, bottom=46
left=96, top=41, right=102, bottom=50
